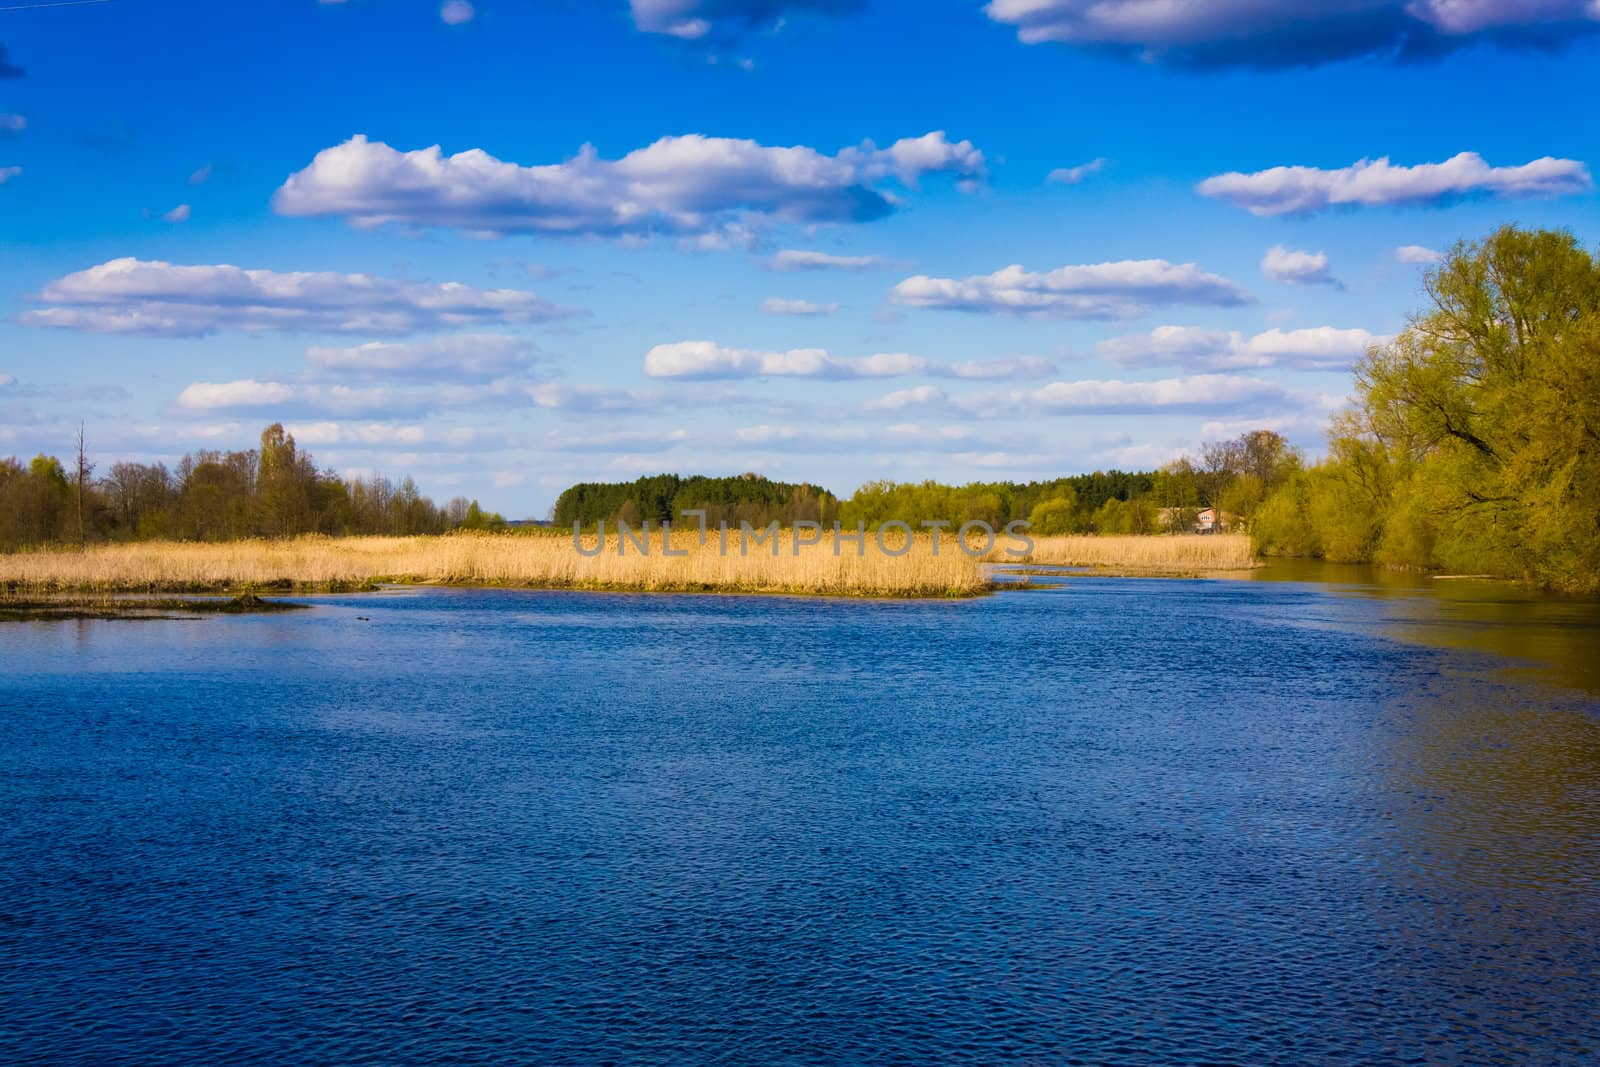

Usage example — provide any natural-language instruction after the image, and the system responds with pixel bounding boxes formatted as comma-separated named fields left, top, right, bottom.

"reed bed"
left=0, top=531, right=992, bottom=599
left=1015, top=533, right=1257, bottom=573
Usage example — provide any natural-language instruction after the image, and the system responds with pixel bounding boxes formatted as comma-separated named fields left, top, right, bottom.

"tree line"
left=553, top=473, right=840, bottom=530
left=1250, top=225, right=1600, bottom=593
left=0, top=423, right=507, bottom=550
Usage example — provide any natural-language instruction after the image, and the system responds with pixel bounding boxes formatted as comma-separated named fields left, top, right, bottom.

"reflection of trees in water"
left=1357, top=658, right=1600, bottom=1058
left=1250, top=559, right=1600, bottom=692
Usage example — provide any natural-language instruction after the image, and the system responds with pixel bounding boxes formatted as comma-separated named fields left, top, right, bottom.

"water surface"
left=3, top=574, right=1598, bottom=1063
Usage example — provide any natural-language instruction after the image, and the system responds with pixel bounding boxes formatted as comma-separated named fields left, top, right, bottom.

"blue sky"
left=2, top=0, right=1597, bottom=516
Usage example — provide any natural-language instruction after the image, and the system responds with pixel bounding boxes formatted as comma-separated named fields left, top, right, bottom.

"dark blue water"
left=4, top=578, right=1599, bottom=1064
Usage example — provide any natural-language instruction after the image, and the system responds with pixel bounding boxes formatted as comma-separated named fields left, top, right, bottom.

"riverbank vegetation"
left=1250, top=226, right=1600, bottom=594
left=0, top=423, right=506, bottom=550
left=0, top=532, right=993, bottom=598
left=1024, top=533, right=1256, bottom=574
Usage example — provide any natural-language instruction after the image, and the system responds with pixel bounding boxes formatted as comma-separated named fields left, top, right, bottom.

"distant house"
left=1156, top=506, right=1235, bottom=534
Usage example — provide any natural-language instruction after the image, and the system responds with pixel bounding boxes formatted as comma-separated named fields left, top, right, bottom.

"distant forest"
left=552, top=468, right=1186, bottom=535
left=0, top=423, right=505, bottom=550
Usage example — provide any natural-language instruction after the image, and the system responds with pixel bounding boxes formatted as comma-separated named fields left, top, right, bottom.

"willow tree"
left=1341, top=226, right=1600, bottom=586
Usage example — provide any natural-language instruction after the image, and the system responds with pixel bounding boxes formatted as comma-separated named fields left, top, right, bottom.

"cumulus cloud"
left=0, top=113, right=24, bottom=136
left=1261, top=245, right=1338, bottom=287
left=983, top=0, right=1600, bottom=69
left=306, top=334, right=541, bottom=380
left=889, top=259, right=1253, bottom=319
left=646, top=341, right=926, bottom=380
left=761, top=297, right=838, bottom=316
left=188, top=162, right=212, bottom=185
left=767, top=249, right=889, bottom=271
left=273, top=131, right=985, bottom=241
left=1019, top=373, right=1290, bottom=413
left=1199, top=153, right=1591, bottom=216
left=734, top=422, right=1003, bottom=455
left=440, top=0, right=475, bottom=24
left=0, top=166, right=19, bottom=185
left=630, top=0, right=862, bottom=39
left=1395, top=244, right=1445, bottom=263
left=285, top=421, right=430, bottom=447
left=866, top=384, right=947, bottom=411
left=162, top=204, right=192, bottom=224
left=877, top=373, right=1294, bottom=418
left=1100, top=325, right=1386, bottom=371
left=1048, top=158, right=1107, bottom=184
left=0, top=373, right=16, bottom=387
left=177, top=377, right=547, bottom=418
left=22, top=258, right=584, bottom=337
left=645, top=341, right=1057, bottom=381
left=541, top=428, right=690, bottom=453
left=945, top=355, right=1057, bottom=380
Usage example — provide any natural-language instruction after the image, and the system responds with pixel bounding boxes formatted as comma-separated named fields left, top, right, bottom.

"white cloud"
left=984, top=0, right=1600, bottom=68
left=273, top=131, right=985, bottom=240
left=644, top=341, right=1057, bottom=381
left=0, top=166, right=20, bottom=185
left=945, top=355, right=1057, bottom=380
left=866, top=385, right=947, bottom=411
left=177, top=377, right=545, bottom=418
left=760, top=297, right=838, bottom=316
left=285, top=421, right=430, bottom=447
left=162, top=204, right=192, bottom=224
left=630, top=0, right=861, bottom=39
left=0, top=373, right=16, bottom=387
left=1395, top=244, right=1445, bottom=263
left=889, top=259, right=1253, bottom=318
left=188, top=162, right=212, bottom=185
left=1197, top=413, right=1331, bottom=443
left=767, top=249, right=888, bottom=271
left=305, top=335, right=540, bottom=380
left=23, top=258, right=583, bottom=337
left=1100, top=325, right=1386, bottom=371
left=875, top=373, right=1295, bottom=420
left=646, top=341, right=923, bottom=380
left=440, top=0, right=475, bottom=24
left=1199, top=153, right=1592, bottom=216
left=542, top=428, right=690, bottom=453
left=1261, top=245, right=1337, bottom=287
left=178, top=380, right=306, bottom=410
left=1048, top=157, right=1106, bottom=184
left=0, top=113, right=24, bottom=135
left=1021, top=373, right=1289, bottom=413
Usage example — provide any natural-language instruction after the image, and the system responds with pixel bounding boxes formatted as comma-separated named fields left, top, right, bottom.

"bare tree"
left=74, top=422, right=94, bottom=551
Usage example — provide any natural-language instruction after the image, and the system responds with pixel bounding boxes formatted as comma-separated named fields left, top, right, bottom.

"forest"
left=552, top=473, right=841, bottom=530
left=0, top=423, right=506, bottom=550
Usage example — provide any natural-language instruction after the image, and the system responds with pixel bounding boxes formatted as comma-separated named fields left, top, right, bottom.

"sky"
left=2, top=0, right=1598, bottom=517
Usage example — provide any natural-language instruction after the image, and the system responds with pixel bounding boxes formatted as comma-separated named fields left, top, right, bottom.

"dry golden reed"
left=0, top=531, right=993, bottom=598
left=1016, top=533, right=1257, bottom=573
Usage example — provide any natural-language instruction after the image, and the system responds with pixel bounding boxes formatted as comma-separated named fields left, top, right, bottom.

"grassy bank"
left=0, top=531, right=993, bottom=599
left=1021, top=533, right=1257, bottom=575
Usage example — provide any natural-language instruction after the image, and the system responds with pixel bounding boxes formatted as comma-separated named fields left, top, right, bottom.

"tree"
left=1253, top=225, right=1600, bottom=590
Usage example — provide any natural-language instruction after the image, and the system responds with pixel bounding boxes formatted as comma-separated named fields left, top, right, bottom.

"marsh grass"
left=0, top=530, right=993, bottom=599
left=1015, top=534, right=1257, bottom=574
left=1, top=531, right=1258, bottom=600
